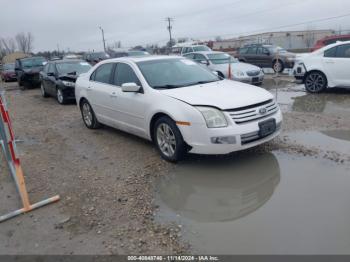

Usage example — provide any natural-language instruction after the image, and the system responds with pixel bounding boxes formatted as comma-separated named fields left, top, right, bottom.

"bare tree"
left=15, top=32, right=34, bottom=53
left=0, top=37, right=16, bottom=54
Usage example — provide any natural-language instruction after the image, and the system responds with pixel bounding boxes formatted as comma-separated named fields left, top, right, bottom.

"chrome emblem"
left=259, top=107, right=267, bottom=115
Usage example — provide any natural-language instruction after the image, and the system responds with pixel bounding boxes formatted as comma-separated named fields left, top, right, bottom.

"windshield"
left=56, top=61, right=92, bottom=75
left=137, top=58, right=220, bottom=89
left=193, top=46, right=211, bottom=52
left=267, top=46, right=287, bottom=53
left=3, top=63, right=15, bottom=70
left=22, top=57, right=46, bottom=68
left=207, top=53, right=238, bottom=64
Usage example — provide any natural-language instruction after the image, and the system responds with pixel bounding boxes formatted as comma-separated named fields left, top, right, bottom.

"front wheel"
left=56, top=88, right=67, bottom=104
left=273, top=60, right=284, bottom=73
left=153, top=116, right=187, bottom=162
left=41, top=83, right=49, bottom=98
left=80, top=99, right=101, bottom=129
left=304, top=72, right=327, bottom=93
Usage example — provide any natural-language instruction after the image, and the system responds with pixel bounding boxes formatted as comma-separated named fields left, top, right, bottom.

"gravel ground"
left=0, top=76, right=349, bottom=255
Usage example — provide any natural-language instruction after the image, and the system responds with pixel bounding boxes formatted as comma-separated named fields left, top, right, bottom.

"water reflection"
left=321, top=130, right=350, bottom=142
left=157, top=153, right=280, bottom=223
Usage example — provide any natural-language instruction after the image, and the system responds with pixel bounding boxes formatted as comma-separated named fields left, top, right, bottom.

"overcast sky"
left=1, top=0, right=350, bottom=52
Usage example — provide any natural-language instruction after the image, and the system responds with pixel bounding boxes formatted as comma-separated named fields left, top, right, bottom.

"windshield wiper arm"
left=182, top=80, right=218, bottom=86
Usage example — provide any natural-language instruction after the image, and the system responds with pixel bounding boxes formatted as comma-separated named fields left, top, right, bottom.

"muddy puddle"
left=155, top=152, right=350, bottom=254
left=284, top=130, right=350, bottom=155
left=265, top=81, right=350, bottom=115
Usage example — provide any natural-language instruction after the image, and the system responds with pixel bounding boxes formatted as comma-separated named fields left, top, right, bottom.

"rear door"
left=323, top=44, right=350, bottom=86
left=256, top=47, right=271, bottom=67
left=87, top=63, right=116, bottom=125
left=244, top=46, right=258, bottom=65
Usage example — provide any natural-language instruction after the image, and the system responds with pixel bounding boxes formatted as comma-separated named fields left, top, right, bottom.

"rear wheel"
left=304, top=71, right=327, bottom=93
left=273, top=60, right=284, bottom=73
left=153, top=116, right=187, bottom=162
left=80, top=99, right=101, bottom=129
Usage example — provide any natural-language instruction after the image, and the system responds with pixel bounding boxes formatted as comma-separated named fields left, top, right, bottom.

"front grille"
left=246, top=70, right=260, bottom=77
left=226, top=99, right=278, bottom=124
left=241, top=122, right=282, bottom=145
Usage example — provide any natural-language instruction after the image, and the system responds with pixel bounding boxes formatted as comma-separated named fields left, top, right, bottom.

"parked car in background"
left=40, top=59, right=91, bottom=104
left=63, top=54, right=82, bottom=60
left=15, top=56, right=47, bottom=88
left=311, top=34, right=350, bottom=51
left=109, top=50, right=150, bottom=58
left=293, top=41, right=350, bottom=93
left=237, top=44, right=296, bottom=73
left=1, top=63, right=17, bottom=82
left=184, top=51, right=264, bottom=85
left=75, top=56, right=282, bottom=162
left=171, top=44, right=212, bottom=56
left=84, top=52, right=110, bottom=65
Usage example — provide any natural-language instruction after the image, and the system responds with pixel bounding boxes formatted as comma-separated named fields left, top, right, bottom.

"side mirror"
left=121, top=82, right=141, bottom=92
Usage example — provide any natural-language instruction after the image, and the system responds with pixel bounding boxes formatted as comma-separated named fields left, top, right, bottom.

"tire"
left=304, top=71, right=327, bottom=93
left=153, top=116, right=187, bottom=162
left=56, top=87, right=67, bottom=104
left=273, top=60, right=284, bottom=73
left=80, top=99, right=101, bottom=129
left=41, top=82, right=49, bottom=98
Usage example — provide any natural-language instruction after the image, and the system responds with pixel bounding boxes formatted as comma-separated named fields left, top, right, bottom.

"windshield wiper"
left=182, top=80, right=219, bottom=86
left=153, top=84, right=183, bottom=89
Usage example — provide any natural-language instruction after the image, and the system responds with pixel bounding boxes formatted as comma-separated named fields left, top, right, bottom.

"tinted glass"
left=193, top=46, right=211, bottom=52
left=21, top=57, right=46, bottom=68
left=207, top=53, right=238, bottom=64
left=56, top=61, right=92, bottom=75
left=137, top=58, right=220, bottom=89
left=93, top=63, right=114, bottom=84
left=113, top=63, right=140, bottom=86
left=324, top=47, right=337, bottom=57
left=335, top=44, right=350, bottom=58
left=247, top=47, right=257, bottom=54
left=43, top=63, right=49, bottom=73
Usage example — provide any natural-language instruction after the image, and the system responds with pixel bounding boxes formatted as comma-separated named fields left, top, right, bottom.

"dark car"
left=311, top=34, right=350, bottom=51
left=236, top=44, right=296, bottom=73
left=84, top=52, right=110, bottom=65
left=15, top=56, right=47, bottom=88
left=40, top=59, right=92, bottom=104
left=109, top=50, right=150, bottom=58
left=1, top=63, right=17, bottom=82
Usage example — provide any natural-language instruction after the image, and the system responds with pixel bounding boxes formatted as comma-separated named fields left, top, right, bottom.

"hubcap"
left=274, top=62, right=281, bottom=72
left=82, top=103, right=93, bottom=126
left=305, top=73, right=325, bottom=92
left=156, top=123, right=176, bottom=157
left=57, top=89, right=64, bottom=103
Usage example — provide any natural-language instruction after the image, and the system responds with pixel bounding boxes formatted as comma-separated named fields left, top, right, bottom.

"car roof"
left=99, top=55, right=181, bottom=64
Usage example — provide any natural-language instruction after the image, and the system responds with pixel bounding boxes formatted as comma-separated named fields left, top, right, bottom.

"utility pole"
left=165, top=17, right=174, bottom=48
left=99, top=26, right=106, bottom=52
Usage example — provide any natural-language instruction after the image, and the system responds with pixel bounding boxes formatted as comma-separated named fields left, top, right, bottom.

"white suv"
left=293, top=41, right=350, bottom=93
left=75, top=56, right=282, bottom=162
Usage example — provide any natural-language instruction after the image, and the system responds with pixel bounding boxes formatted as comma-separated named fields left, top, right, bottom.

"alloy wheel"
left=156, top=123, right=176, bottom=157
left=305, top=73, right=326, bottom=93
left=82, top=103, right=93, bottom=127
left=57, top=89, right=64, bottom=104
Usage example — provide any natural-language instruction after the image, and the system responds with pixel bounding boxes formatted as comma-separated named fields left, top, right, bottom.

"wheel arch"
left=149, top=112, right=175, bottom=142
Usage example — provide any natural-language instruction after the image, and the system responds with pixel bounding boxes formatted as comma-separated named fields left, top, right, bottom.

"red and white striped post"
left=0, top=92, right=60, bottom=223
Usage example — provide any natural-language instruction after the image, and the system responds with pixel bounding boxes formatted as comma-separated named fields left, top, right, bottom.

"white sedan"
left=293, top=40, right=350, bottom=93
left=75, top=56, right=282, bottom=162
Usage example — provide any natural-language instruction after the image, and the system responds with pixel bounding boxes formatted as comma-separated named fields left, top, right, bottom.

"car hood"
left=211, top=62, right=261, bottom=73
left=159, top=80, right=273, bottom=110
left=58, top=74, right=79, bottom=82
left=23, top=66, right=43, bottom=74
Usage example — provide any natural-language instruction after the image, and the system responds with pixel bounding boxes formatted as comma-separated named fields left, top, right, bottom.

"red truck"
left=311, top=34, right=350, bottom=51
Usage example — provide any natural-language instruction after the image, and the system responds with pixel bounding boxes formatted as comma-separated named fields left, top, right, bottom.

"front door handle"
left=110, top=92, right=118, bottom=98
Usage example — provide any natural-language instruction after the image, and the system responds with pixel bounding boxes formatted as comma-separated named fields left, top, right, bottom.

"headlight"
left=62, top=81, right=75, bottom=87
left=196, top=106, right=228, bottom=128
left=233, top=70, right=245, bottom=77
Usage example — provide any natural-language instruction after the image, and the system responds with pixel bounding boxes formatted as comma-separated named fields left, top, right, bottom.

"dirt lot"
left=0, top=76, right=349, bottom=255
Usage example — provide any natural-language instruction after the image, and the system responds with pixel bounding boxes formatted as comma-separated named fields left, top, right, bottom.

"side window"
left=247, top=47, right=257, bottom=54
left=193, top=54, right=206, bottom=62
left=48, top=64, right=55, bottom=74
left=257, top=47, right=263, bottom=54
left=239, top=47, right=248, bottom=54
left=113, top=63, right=140, bottom=86
left=93, top=63, right=114, bottom=84
left=335, top=44, right=350, bottom=58
left=324, top=47, right=337, bottom=58
left=183, top=53, right=194, bottom=59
